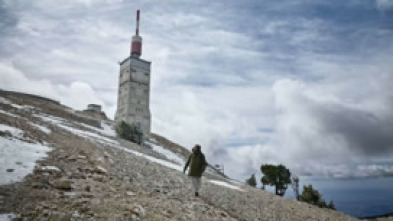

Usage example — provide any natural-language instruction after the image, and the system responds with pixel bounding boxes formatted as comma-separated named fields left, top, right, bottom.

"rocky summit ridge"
left=0, top=90, right=358, bottom=221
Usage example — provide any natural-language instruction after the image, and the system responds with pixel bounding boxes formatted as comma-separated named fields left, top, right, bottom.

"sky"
left=1, top=0, right=393, bottom=181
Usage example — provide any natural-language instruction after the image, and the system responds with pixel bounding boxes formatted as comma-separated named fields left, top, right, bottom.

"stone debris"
left=52, top=179, right=73, bottom=190
left=126, top=191, right=136, bottom=196
left=130, top=204, right=146, bottom=217
left=35, top=165, right=62, bottom=174
left=0, top=93, right=359, bottom=221
left=30, top=181, right=50, bottom=189
left=94, top=166, right=107, bottom=175
left=77, top=155, right=87, bottom=160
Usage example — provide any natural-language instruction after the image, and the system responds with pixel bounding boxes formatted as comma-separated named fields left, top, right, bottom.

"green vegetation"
left=299, top=185, right=336, bottom=210
left=115, top=121, right=144, bottom=145
left=260, top=164, right=291, bottom=196
left=257, top=163, right=335, bottom=210
left=245, top=174, right=257, bottom=187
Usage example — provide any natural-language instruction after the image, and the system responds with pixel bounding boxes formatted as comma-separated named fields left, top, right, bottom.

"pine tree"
left=327, top=200, right=336, bottom=210
left=260, top=164, right=291, bottom=196
left=245, top=174, right=257, bottom=187
left=299, top=185, right=336, bottom=210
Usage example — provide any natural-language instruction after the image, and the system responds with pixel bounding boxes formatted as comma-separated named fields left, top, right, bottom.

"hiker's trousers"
left=191, top=177, right=201, bottom=193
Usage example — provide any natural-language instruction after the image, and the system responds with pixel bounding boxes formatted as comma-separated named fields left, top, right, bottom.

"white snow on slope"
left=0, top=97, right=34, bottom=110
left=34, top=112, right=236, bottom=188
left=228, top=179, right=244, bottom=186
left=29, top=123, right=51, bottom=134
left=36, top=113, right=185, bottom=172
left=115, top=145, right=184, bottom=172
left=0, top=110, right=19, bottom=118
left=0, top=97, right=11, bottom=105
left=0, top=214, right=16, bottom=221
left=149, top=143, right=184, bottom=165
left=0, top=124, right=24, bottom=138
left=0, top=97, right=243, bottom=195
left=208, top=180, right=244, bottom=191
left=34, top=114, right=64, bottom=125
left=36, top=114, right=116, bottom=145
left=77, top=121, right=115, bottom=137
left=101, top=121, right=116, bottom=137
left=59, top=123, right=117, bottom=145
left=36, top=114, right=115, bottom=138
left=0, top=136, right=51, bottom=185
left=0, top=99, right=23, bottom=109
left=36, top=114, right=185, bottom=172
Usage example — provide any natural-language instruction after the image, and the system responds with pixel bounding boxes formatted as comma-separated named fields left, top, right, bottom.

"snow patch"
left=143, top=154, right=184, bottom=171
left=36, top=114, right=114, bottom=143
left=101, top=121, right=116, bottom=137
left=29, top=123, right=51, bottom=134
left=228, top=179, right=244, bottom=186
left=0, top=137, right=51, bottom=185
left=0, top=124, right=24, bottom=138
left=149, top=143, right=184, bottom=165
left=208, top=180, right=244, bottom=191
left=33, top=113, right=185, bottom=174
left=36, top=114, right=117, bottom=144
left=58, top=123, right=118, bottom=146
left=77, top=121, right=116, bottom=137
left=35, top=114, right=64, bottom=125
left=0, top=97, right=11, bottom=105
left=0, top=98, right=30, bottom=110
left=0, top=214, right=17, bottom=221
left=113, top=144, right=184, bottom=172
left=9, top=103, right=23, bottom=109
left=0, top=110, right=19, bottom=118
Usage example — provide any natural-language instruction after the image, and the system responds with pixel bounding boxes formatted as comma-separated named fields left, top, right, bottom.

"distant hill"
left=0, top=90, right=358, bottom=220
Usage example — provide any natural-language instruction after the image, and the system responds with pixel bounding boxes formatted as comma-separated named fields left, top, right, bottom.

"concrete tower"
left=115, top=10, right=151, bottom=133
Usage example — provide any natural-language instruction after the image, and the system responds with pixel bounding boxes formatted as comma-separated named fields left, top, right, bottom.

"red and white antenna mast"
left=131, top=10, right=142, bottom=58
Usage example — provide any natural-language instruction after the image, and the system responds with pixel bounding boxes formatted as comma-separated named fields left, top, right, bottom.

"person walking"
left=183, top=144, right=208, bottom=197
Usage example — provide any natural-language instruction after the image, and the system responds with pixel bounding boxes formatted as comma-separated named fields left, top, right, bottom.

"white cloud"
left=0, top=61, right=108, bottom=112
left=0, top=61, right=57, bottom=100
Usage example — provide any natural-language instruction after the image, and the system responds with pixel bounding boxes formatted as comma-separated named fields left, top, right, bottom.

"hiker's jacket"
left=184, top=151, right=207, bottom=177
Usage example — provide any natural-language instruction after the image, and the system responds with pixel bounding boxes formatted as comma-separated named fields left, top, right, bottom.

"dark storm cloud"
left=0, top=1, right=19, bottom=58
left=0, top=1, right=17, bottom=33
left=313, top=101, right=393, bottom=156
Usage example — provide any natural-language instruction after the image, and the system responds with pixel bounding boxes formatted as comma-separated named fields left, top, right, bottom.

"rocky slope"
left=0, top=90, right=359, bottom=221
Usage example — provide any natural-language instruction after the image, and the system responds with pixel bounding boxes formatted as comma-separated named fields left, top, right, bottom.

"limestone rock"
left=129, top=204, right=146, bottom=218
left=94, top=166, right=107, bottom=174
left=52, top=179, right=73, bottom=190
left=35, top=165, right=62, bottom=174
left=126, top=191, right=135, bottom=196
left=77, top=155, right=87, bottom=160
left=31, top=182, right=50, bottom=189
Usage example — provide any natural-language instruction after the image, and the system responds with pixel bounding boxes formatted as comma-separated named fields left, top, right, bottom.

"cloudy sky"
left=1, top=0, right=393, bottom=181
